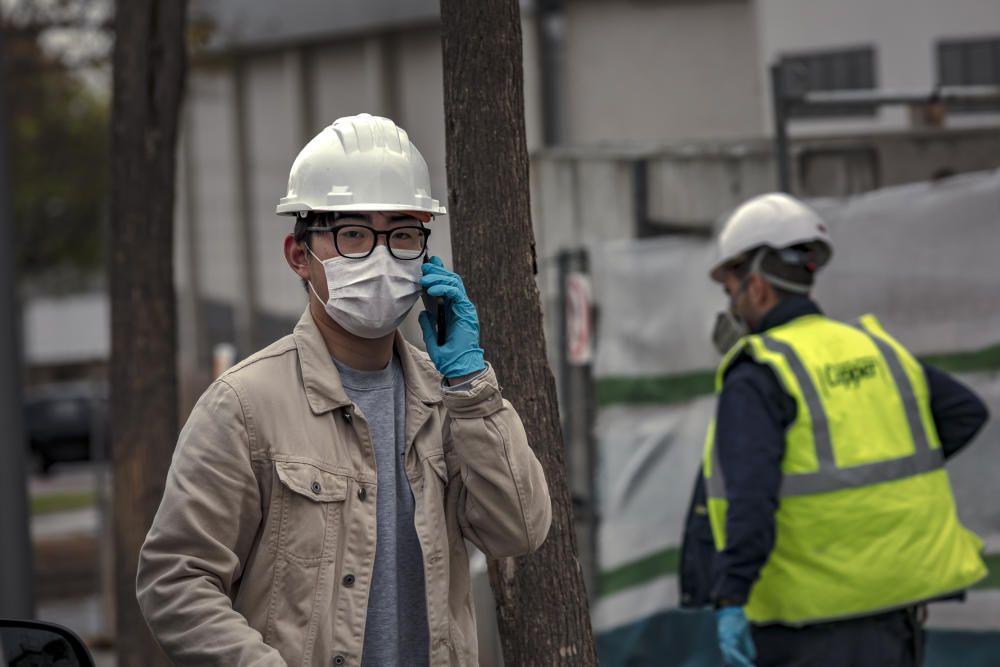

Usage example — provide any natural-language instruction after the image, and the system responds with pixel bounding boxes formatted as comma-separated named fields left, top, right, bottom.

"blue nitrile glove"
left=716, top=607, right=756, bottom=667
left=418, top=256, right=486, bottom=379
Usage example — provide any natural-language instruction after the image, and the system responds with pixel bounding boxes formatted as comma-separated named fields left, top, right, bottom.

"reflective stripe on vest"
left=706, top=321, right=944, bottom=500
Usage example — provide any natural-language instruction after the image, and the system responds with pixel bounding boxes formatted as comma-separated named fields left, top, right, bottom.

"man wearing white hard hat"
left=137, top=114, right=552, bottom=666
left=687, top=193, right=989, bottom=667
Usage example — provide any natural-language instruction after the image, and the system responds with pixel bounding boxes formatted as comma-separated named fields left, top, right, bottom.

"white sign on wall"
left=566, top=271, right=593, bottom=366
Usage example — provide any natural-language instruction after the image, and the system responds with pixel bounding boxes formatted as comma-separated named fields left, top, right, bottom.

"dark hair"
left=293, top=214, right=313, bottom=292
left=733, top=245, right=816, bottom=300
left=293, top=214, right=313, bottom=246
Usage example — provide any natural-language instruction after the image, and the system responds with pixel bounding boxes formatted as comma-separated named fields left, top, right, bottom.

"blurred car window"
left=24, top=381, right=109, bottom=474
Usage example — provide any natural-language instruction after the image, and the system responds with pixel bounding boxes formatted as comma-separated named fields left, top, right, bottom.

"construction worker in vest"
left=703, top=193, right=990, bottom=667
left=136, top=114, right=552, bottom=666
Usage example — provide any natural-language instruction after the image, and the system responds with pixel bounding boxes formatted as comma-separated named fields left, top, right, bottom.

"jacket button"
left=342, top=574, right=355, bottom=587
left=333, top=656, right=345, bottom=666
left=357, top=486, right=367, bottom=501
left=342, top=408, right=353, bottom=423
left=310, top=481, right=322, bottom=494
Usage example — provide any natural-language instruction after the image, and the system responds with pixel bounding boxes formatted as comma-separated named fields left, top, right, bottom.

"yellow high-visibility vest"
left=703, top=313, right=986, bottom=625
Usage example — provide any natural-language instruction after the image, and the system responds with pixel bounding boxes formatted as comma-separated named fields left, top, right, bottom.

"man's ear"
left=747, top=272, right=769, bottom=307
left=284, top=234, right=311, bottom=281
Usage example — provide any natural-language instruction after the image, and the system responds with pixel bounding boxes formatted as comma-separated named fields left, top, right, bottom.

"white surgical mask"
left=308, top=245, right=423, bottom=338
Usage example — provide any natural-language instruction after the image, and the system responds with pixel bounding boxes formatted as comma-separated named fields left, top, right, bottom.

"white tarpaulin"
left=590, top=169, right=1000, bottom=378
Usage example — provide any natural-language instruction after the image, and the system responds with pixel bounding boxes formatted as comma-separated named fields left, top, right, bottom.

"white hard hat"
left=709, top=193, right=831, bottom=282
left=276, top=113, right=445, bottom=217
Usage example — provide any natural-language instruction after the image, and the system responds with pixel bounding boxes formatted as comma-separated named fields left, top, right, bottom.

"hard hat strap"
left=749, top=248, right=812, bottom=295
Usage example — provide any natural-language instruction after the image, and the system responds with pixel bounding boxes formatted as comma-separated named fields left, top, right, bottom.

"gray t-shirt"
left=333, top=355, right=429, bottom=666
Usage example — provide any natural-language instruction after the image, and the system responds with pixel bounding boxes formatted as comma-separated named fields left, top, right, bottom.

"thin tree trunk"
left=439, top=1, right=598, bottom=664
left=110, top=2, right=187, bottom=665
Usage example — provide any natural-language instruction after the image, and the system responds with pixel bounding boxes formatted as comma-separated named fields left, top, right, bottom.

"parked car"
left=24, top=381, right=109, bottom=474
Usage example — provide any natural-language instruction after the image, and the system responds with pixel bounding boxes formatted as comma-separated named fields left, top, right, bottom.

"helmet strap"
left=750, top=248, right=813, bottom=295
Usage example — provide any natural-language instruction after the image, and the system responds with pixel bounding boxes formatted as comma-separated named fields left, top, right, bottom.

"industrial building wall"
left=754, top=0, right=1000, bottom=136
left=243, top=51, right=309, bottom=325
left=174, top=65, right=246, bottom=403
left=176, top=66, right=243, bottom=307
left=562, top=0, right=763, bottom=144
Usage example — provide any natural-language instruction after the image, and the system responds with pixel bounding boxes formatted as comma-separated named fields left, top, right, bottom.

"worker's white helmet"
left=709, top=193, right=832, bottom=282
left=276, top=113, right=445, bottom=217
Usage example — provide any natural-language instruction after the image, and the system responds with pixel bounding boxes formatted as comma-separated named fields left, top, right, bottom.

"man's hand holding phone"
left=418, top=256, right=486, bottom=380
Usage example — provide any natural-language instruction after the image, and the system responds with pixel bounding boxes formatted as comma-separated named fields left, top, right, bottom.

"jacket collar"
left=754, top=295, right=823, bottom=334
left=394, top=334, right=444, bottom=406
left=293, top=308, right=442, bottom=415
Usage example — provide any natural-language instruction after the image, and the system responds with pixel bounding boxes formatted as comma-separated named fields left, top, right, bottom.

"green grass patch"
left=31, top=489, right=97, bottom=516
left=600, top=546, right=680, bottom=597
left=973, top=553, right=1000, bottom=591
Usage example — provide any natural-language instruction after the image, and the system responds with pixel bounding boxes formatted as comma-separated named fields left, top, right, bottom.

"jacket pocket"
left=427, top=452, right=449, bottom=484
left=274, top=460, right=349, bottom=561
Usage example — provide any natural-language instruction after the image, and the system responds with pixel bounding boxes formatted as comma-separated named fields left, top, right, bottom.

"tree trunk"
left=439, top=1, right=598, bottom=665
left=0, top=28, right=34, bottom=620
left=110, top=2, right=187, bottom=665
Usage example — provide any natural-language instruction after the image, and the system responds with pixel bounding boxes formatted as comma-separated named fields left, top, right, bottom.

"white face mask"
left=307, top=245, right=423, bottom=339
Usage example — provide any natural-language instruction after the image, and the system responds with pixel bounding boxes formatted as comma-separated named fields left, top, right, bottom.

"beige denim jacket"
left=136, top=308, right=552, bottom=666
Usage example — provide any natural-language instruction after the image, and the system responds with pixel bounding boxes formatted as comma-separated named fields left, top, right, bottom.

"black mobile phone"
left=422, top=253, right=447, bottom=346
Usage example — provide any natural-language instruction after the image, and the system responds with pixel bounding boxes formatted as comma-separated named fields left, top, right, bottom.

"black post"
left=633, top=158, right=651, bottom=237
left=0, top=30, right=36, bottom=618
left=556, top=249, right=572, bottom=465
left=770, top=63, right=791, bottom=193
left=577, top=248, right=599, bottom=599
left=557, top=247, right=600, bottom=598
left=536, top=0, right=566, bottom=146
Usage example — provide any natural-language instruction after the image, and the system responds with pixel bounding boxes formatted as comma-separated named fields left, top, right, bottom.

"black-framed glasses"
left=305, top=223, right=431, bottom=260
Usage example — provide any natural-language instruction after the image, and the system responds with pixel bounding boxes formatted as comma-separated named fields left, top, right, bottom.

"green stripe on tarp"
left=596, top=371, right=714, bottom=407
left=599, top=548, right=1000, bottom=599
left=973, top=553, right=1000, bottom=591
left=600, top=547, right=679, bottom=597
left=596, top=342, right=1000, bottom=407
left=922, top=342, right=1000, bottom=375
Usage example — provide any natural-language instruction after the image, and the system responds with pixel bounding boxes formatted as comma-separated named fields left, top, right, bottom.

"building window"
left=937, top=37, right=1000, bottom=112
left=779, top=47, right=877, bottom=118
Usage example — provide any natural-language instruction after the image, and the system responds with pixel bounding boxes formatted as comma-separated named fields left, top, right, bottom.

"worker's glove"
left=716, top=606, right=756, bottom=667
left=419, top=256, right=486, bottom=379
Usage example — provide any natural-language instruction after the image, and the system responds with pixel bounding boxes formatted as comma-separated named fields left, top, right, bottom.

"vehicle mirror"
left=0, top=618, right=95, bottom=666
